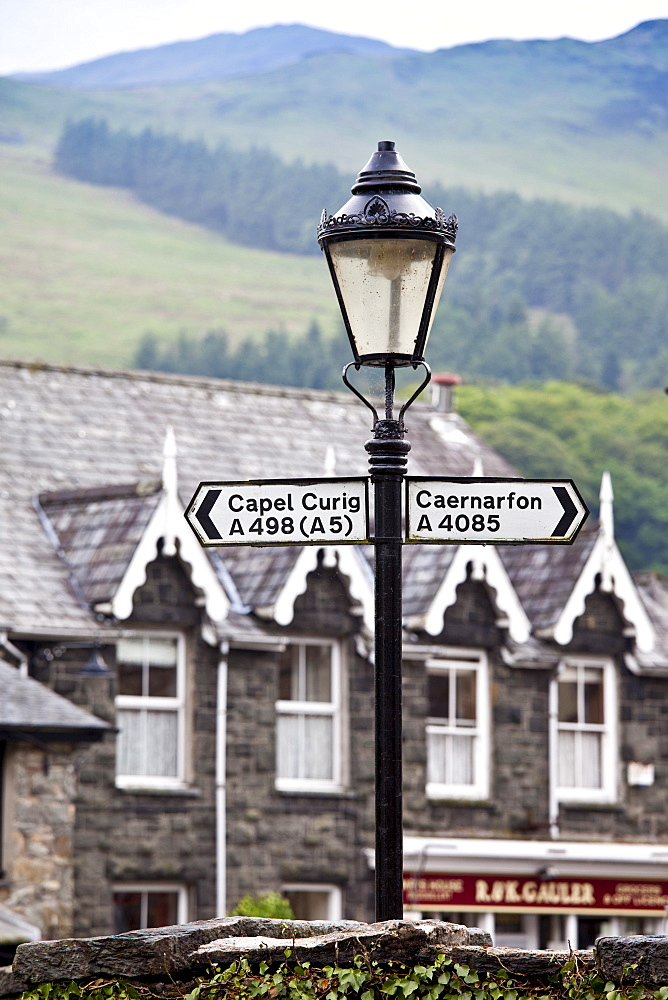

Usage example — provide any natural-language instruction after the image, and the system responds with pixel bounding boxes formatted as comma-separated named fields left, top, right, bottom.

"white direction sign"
left=186, top=478, right=369, bottom=547
left=406, top=477, right=589, bottom=544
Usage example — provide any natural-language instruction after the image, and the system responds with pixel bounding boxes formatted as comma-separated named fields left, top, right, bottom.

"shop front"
left=401, top=838, right=668, bottom=949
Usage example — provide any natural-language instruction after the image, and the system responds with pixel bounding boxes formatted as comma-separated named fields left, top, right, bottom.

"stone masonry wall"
left=28, top=553, right=221, bottom=938
left=0, top=742, right=77, bottom=940
left=12, top=551, right=668, bottom=942
left=78, top=554, right=219, bottom=937
left=225, top=564, right=376, bottom=921
left=402, top=577, right=552, bottom=840
left=402, top=583, right=668, bottom=847
left=560, top=589, right=668, bottom=842
left=403, top=645, right=551, bottom=838
left=10, top=921, right=668, bottom=997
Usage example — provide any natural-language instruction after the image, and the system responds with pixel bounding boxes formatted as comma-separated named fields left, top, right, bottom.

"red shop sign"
left=403, top=873, right=668, bottom=913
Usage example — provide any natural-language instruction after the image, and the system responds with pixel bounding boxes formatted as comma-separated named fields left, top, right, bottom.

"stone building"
left=0, top=360, right=667, bottom=956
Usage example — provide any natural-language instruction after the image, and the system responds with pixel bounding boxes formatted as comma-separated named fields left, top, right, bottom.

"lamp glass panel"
left=329, top=238, right=451, bottom=358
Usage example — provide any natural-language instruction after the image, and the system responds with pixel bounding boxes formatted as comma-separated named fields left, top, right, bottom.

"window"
left=113, top=883, right=188, bottom=933
left=282, top=883, right=342, bottom=921
left=275, top=641, right=343, bottom=792
left=555, top=658, right=617, bottom=803
left=115, top=635, right=186, bottom=790
left=426, top=651, right=489, bottom=800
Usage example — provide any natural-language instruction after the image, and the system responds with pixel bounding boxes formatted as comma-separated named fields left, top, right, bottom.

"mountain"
left=1, top=19, right=667, bottom=377
left=13, top=24, right=413, bottom=89
left=3, top=20, right=668, bottom=221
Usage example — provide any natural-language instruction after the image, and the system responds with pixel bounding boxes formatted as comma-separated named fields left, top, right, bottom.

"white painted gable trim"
left=110, top=429, right=229, bottom=626
left=273, top=546, right=374, bottom=631
left=109, top=492, right=229, bottom=624
left=552, top=533, right=655, bottom=652
left=422, top=544, right=531, bottom=644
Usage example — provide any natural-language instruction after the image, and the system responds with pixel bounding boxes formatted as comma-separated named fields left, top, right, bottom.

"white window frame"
left=553, top=657, right=617, bottom=805
left=112, top=882, right=189, bottom=930
left=115, top=633, right=187, bottom=791
left=282, top=883, right=343, bottom=921
left=425, top=649, right=490, bottom=801
left=275, top=638, right=344, bottom=794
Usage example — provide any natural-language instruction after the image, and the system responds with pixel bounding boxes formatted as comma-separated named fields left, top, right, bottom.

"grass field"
left=0, top=146, right=339, bottom=368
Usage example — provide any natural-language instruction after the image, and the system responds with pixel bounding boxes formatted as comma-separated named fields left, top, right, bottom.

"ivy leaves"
left=17, top=953, right=668, bottom=1000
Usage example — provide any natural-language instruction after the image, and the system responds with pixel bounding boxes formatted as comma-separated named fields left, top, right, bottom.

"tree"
left=230, top=892, right=294, bottom=918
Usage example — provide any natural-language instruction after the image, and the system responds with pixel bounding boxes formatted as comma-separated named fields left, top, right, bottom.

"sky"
left=1, top=0, right=666, bottom=75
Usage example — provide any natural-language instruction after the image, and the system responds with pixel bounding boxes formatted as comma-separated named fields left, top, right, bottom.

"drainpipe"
left=216, top=641, right=229, bottom=917
left=548, top=667, right=560, bottom=839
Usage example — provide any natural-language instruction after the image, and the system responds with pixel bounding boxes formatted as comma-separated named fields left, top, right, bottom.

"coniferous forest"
left=55, top=118, right=668, bottom=394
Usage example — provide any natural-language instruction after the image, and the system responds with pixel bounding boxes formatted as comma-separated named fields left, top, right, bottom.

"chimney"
left=431, top=372, right=462, bottom=413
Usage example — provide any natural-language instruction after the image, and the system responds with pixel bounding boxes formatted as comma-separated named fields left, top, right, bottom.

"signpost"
left=183, top=140, right=597, bottom=924
left=406, top=477, right=589, bottom=545
left=185, top=477, right=369, bottom=547
left=186, top=475, right=590, bottom=547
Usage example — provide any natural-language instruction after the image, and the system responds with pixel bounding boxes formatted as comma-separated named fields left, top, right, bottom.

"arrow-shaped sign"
left=194, top=488, right=222, bottom=540
left=406, top=477, right=589, bottom=545
left=551, top=485, right=579, bottom=538
left=185, top=478, right=369, bottom=547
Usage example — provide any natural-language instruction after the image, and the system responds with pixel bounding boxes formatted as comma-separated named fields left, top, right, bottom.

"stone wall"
left=7, top=920, right=668, bottom=997
left=403, top=645, right=551, bottom=838
left=402, top=581, right=668, bottom=846
left=9, top=551, right=668, bottom=944
left=225, top=563, right=376, bottom=920
left=23, top=554, right=221, bottom=938
left=0, top=742, right=78, bottom=941
left=71, top=554, right=220, bottom=936
left=6, top=918, right=497, bottom=996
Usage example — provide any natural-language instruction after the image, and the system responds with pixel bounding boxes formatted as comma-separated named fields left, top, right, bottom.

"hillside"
left=0, top=20, right=666, bottom=375
left=2, top=20, right=668, bottom=219
left=0, top=145, right=338, bottom=366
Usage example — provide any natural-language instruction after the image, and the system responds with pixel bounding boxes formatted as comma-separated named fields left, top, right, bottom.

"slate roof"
left=0, top=360, right=665, bottom=662
left=220, top=546, right=304, bottom=612
left=402, top=543, right=458, bottom=619
left=0, top=361, right=513, bottom=635
left=499, top=526, right=599, bottom=631
left=38, top=482, right=161, bottom=607
left=634, top=572, right=668, bottom=664
left=0, top=660, right=109, bottom=737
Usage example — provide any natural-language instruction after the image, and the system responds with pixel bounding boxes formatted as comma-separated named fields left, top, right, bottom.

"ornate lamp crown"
left=317, top=141, right=457, bottom=246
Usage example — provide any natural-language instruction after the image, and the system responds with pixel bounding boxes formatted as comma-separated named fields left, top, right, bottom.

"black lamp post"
left=318, top=141, right=457, bottom=921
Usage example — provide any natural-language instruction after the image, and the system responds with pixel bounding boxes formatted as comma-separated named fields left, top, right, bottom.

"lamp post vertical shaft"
left=317, top=139, right=457, bottom=924
left=366, top=367, right=410, bottom=920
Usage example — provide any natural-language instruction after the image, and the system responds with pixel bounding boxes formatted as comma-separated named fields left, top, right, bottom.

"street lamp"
left=318, top=141, right=457, bottom=921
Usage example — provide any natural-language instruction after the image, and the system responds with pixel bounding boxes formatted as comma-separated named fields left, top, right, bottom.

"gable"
left=273, top=546, right=374, bottom=633
left=37, top=483, right=162, bottom=608
left=551, top=533, right=655, bottom=653
left=414, top=544, right=531, bottom=644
